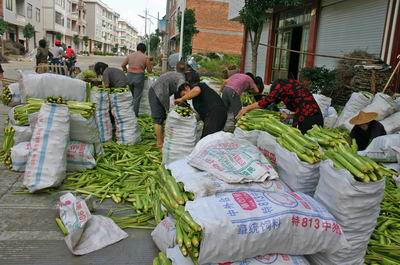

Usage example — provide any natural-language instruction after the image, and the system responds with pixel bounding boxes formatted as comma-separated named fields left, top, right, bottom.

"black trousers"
left=298, top=112, right=324, bottom=134
left=201, top=107, right=228, bottom=138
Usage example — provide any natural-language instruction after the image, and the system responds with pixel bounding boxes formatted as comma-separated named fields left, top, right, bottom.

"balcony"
left=70, top=11, right=78, bottom=20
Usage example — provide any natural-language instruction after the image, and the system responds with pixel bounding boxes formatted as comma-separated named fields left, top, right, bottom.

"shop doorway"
left=288, top=26, right=302, bottom=79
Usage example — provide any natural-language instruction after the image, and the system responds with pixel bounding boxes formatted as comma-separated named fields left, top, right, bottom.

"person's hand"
left=236, top=107, right=250, bottom=120
left=280, top=112, right=289, bottom=120
left=174, top=98, right=185, bottom=105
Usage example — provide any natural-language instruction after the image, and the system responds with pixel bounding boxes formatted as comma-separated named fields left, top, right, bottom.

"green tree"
left=82, top=36, right=89, bottom=52
left=22, top=23, right=35, bottom=51
left=176, top=9, right=199, bottom=60
left=239, top=0, right=301, bottom=74
left=72, top=34, right=80, bottom=49
left=149, top=29, right=161, bottom=56
left=111, top=43, right=118, bottom=53
left=0, top=19, right=7, bottom=35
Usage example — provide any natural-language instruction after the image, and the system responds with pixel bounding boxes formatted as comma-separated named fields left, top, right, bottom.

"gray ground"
left=0, top=56, right=158, bottom=265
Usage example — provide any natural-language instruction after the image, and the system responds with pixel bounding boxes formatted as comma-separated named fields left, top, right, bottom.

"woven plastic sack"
left=10, top=142, right=30, bottom=172
left=275, top=144, right=320, bottom=196
left=167, top=159, right=289, bottom=199
left=23, top=104, right=70, bottom=192
left=188, top=132, right=278, bottom=183
left=139, top=76, right=156, bottom=116
left=151, top=216, right=176, bottom=253
left=12, top=125, right=32, bottom=144
left=358, top=134, right=400, bottom=162
left=309, top=160, right=385, bottom=265
left=90, top=88, right=112, bottom=142
left=335, top=92, right=373, bottom=131
left=110, top=92, right=141, bottom=144
left=167, top=245, right=310, bottom=265
left=163, top=109, right=197, bottom=165
left=313, top=94, right=331, bottom=117
left=20, top=73, right=87, bottom=102
left=185, top=190, right=348, bottom=264
left=380, top=112, right=400, bottom=134
left=5, top=83, right=21, bottom=107
left=233, top=127, right=260, bottom=145
left=70, top=113, right=100, bottom=143
left=257, top=131, right=278, bottom=167
left=324, top=107, right=337, bottom=129
left=362, top=93, right=397, bottom=121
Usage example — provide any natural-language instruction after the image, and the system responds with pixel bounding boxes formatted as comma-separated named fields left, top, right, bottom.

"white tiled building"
left=84, top=0, right=119, bottom=53
left=117, top=19, right=139, bottom=55
left=3, top=0, right=44, bottom=51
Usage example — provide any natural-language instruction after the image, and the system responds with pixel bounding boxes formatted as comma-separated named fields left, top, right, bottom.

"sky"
left=102, top=0, right=167, bottom=36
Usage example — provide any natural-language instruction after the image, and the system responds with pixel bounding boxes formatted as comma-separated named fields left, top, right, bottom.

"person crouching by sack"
left=175, top=72, right=227, bottom=138
left=349, top=111, right=386, bottom=151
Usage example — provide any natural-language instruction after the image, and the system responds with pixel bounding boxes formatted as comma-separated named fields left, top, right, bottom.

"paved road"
left=2, top=55, right=126, bottom=80
left=0, top=56, right=159, bottom=264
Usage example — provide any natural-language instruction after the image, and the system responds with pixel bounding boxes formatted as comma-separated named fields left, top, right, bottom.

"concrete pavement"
left=0, top=59, right=159, bottom=264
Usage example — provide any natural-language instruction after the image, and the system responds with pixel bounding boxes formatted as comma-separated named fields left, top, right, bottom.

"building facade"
left=3, top=0, right=43, bottom=51
left=84, top=0, right=119, bottom=53
left=229, top=0, right=400, bottom=89
left=117, top=19, right=139, bottom=55
left=166, top=0, right=244, bottom=55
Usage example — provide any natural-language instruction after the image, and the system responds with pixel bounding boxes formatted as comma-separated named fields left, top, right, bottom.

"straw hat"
left=349, top=111, right=378, bottom=125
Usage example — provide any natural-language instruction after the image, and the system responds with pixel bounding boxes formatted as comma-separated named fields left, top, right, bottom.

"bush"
left=4, top=40, right=25, bottom=55
left=300, top=66, right=336, bottom=94
left=196, top=53, right=241, bottom=78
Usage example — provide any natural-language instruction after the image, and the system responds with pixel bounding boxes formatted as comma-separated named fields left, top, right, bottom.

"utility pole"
left=162, top=0, right=170, bottom=73
left=178, top=0, right=185, bottom=61
left=144, top=9, right=149, bottom=56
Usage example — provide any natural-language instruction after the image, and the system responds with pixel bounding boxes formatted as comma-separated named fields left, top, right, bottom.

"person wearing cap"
left=50, top=40, right=64, bottom=65
left=121, top=43, right=153, bottom=117
left=350, top=111, right=386, bottom=151
left=221, top=73, right=262, bottom=118
left=148, top=61, right=186, bottom=148
left=236, top=79, right=323, bottom=134
left=175, top=72, right=227, bottom=138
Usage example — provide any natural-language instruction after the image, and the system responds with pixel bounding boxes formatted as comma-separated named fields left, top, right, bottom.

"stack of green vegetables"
left=82, top=69, right=97, bottom=80
left=109, top=87, right=130, bottom=94
left=236, top=109, right=281, bottom=132
left=323, top=146, right=397, bottom=183
left=1, top=126, right=15, bottom=168
left=2, top=86, right=13, bottom=105
left=240, top=91, right=256, bottom=106
left=366, top=177, right=400, bottom=264
left=306, top=125, right=352, bottom=149
left=153, top=251, right=172, bottom=265
left=175, top=105, right=194, bottom=118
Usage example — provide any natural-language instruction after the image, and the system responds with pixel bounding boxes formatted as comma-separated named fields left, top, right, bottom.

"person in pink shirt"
left=221, top=72, right=262, bottom=117
left=121, top=43, right=153, bottom=117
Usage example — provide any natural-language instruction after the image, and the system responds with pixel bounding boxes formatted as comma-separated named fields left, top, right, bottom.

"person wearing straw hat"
left=350, top=111, right=386, bottom=151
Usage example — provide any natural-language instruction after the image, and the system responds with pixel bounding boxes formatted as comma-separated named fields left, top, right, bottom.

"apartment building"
left=42, top=0, right=87, bottom=50
left=3, top=0, right=43, bottom=51
left=84, top=0, right=119, bottom=53
left=166, top=0, right=243, bottom=55
left=117, top=19, right=139, bottom=54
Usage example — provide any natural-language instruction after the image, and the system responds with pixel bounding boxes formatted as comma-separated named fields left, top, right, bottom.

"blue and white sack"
left=90, top=88, right=112, bottom=142
left=4, top=83, right=22, bottom=107
left=184, top=190, right=348, bottom=264
left=23, top=104, right=70, bottom=192
left=166, top=245, right=310, bottom=265
left=110, top=91, right=141, bottom=144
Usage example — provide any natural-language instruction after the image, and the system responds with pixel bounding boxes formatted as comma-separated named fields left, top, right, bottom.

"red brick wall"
left=0, top=0, right=3, bottom=18
left=188, top=0, right=244, bottom=54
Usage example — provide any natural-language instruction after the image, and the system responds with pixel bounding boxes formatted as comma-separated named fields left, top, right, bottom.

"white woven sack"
left=20, top=73, right=87, bottom=102
left=335, top=92, right=373, bottom=131
left=362, top=93, right=397, bottom=121
left=151, top=216, right=176, bottom=253
left=90, top=89, right=112, bottom=142
left=380, top=112, right=400, bottom=134
left=12, top=125, right=32, bottom=144
left=188, top=132, right=278, bottom=183
left=11, top=142, right=30, bottom=172
left=6, top=83, right=21, bottom=107
left=66, top=141, right=96, bottom=172
left=23, top=104, right=70, bottom=192
left=275, top=144, right=320, bottom=196
left=358, top=134, right=400, bottom=162
left=313, top=94, right=331, bottom=117
left=167, top=159, right=289, bottom=199
left=257, top=131, right=278, bottom=167
left=224, top=112, right=236, bottom=132
left=233, top=127, right=260, bottom=145
left=167, top=245, right=310, bottom=265
left=185, top=190, right=348, bottom=264
left=110, top=92, right=141, bottom=144
left=324, top=107, right=337, bottom=128
left=309, top=160, right=385, bottom=265
left=70, top=113, right=100, bottom=143
left=162, top=109, right=197, bottom=165
left=139, top=77, right=156, bottom=116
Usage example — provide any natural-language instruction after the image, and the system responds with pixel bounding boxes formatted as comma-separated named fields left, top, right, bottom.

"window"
left=27, top=4, right=33, bottom=19
left=36, top=8, right=40, bottom=22
left=55, top=12, right=64, bottom=26
left=67, top=18, right=71, bottom=29
left=6, top=0, right=12, bottom=11
left=56, top=0, right=65, bottom=8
